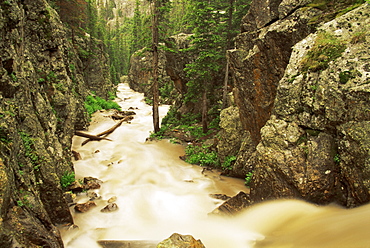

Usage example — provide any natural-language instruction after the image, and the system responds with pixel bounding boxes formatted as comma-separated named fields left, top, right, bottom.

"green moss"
left=336, top=2, right=364, bottom=16
left=339, top=71, right=353, bottom=84
left=351, top=31, right=368, bottom=44
left=307, top=0, right=330, bottom=10
left=307, top=0, right=365, bottom=26
left=301, top=31, right=346, bottom=72
left=306, top=128, right=321, bottom=136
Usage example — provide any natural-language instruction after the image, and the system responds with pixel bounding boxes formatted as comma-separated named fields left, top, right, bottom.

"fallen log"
left=75, top=131, right=112, bottom=141
left=81, top=116, right=132, bottom=146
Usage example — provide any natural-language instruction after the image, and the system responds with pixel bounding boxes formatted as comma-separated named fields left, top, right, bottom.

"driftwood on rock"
left=80, top=116, right=132, bottom=146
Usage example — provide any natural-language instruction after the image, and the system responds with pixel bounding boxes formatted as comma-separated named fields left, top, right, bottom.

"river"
left=60, top=83, right=370, bottom=248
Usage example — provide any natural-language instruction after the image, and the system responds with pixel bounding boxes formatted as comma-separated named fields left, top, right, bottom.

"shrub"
left=61, top=171, right=75, bottom=189
left=221, top=155, right=237, bottom=171
left=245, top=172, right=253, bottom=186
left=185, top=144, right=219, bottom=167
left=84, top=94, right=121, bottom=116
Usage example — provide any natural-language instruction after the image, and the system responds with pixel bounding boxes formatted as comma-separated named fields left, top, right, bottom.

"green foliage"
left=78, top=48, right=92, bottom=60
left=0, top=127, right=10, bottom=144
left=38, top=78, right=46, bottom=83
left=159, top=81, right=174, bottom=101
left=185, top=144, right=219, bottom=167
left=301, top=31, right=346, bottom=72
left=69, top=63, right=76, bottom=72
left=334, top=153, right=341, bottom=164
left=221, top=155, right=236, bottom=171
left=19, top=131, right=41, bottom=170
left=10, top=73, right=17, bottom=82
left=17, top=190, right=33, bottom=208
left=151, top=104, right=219, bottom=140
left=108, top=91, right=116, bottom=100
left=61, top=171, right=75, bottom=189
left=245, top=172, right=253, bottom=186
left=84, top=94, right=121, bottom=116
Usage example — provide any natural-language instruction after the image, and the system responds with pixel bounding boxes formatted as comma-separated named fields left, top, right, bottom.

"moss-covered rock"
left=251, top=3, right=370, bottom=207
left=0, top=0, right=115, bottom=246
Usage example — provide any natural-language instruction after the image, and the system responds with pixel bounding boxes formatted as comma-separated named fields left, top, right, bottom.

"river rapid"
left=60, top=83, right=370, bottom=248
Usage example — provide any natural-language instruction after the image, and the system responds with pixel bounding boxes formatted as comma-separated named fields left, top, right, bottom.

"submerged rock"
left=74, top=201, right=97, bottom=213
left=100, top=203, right=119, bottom=213
left=108, top=196, right=117, bottom=203
left=210, top=191, right=251, bottom=216
left=157, top=233, right=206, bottom=248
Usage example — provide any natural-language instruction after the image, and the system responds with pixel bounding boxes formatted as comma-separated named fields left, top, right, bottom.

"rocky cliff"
left=128, top=33, right=192, bottom=105
left=225, top=0, right=370, bottom=207
left=0, top=0, right=113, bottom=247
left=252, top=3, right=370, bottom=207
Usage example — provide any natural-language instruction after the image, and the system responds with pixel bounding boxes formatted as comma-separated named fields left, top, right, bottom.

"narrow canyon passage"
left=59, top=83, right=253, bottom=248
left=59, top=83, right=370, bottom=248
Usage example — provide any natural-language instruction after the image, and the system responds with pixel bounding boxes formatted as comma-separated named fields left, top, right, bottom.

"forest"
left=51, top=0, right=253, bottom=178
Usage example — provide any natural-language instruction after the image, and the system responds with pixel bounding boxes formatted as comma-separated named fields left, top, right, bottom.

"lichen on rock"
left=250, top=3, right=370, bottom=207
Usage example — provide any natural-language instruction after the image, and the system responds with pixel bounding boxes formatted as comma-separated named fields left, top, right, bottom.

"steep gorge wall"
left=251, top=4, right=370, bottom=207
left=0, top=0, right=113, bottom=247
left=225, top=0, right=370, bottom=207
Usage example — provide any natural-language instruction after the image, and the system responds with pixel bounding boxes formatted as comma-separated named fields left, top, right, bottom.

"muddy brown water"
left=60, top=83, right=370, bottom=248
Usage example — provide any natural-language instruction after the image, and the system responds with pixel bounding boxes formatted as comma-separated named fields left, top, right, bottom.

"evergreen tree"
left=184, top=1, right=228, bottom=132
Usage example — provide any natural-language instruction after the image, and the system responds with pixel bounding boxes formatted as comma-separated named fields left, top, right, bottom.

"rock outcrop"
left=229, top=0, right=318, bottom=145
left=128, top=33, right=192, bottom=104
left=223, top=0, right=370, bottom=207
left=0, top=0, right=114, bottom=246
left=157, top=233, right=206, bottom=248
left=251, top=3, right=370, bottom=207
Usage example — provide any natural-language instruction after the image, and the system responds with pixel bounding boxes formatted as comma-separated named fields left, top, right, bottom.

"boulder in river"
left=84, top=177, right=103, bottom=190
left=67, top=180, right=85, bottom=193
left=157, top=233, right=206, bottom=248
left=209, top=191, right=251, bottom=216
left=74, top=201, right=97, bottom=213
left=100, top=203, right=119, bottom=213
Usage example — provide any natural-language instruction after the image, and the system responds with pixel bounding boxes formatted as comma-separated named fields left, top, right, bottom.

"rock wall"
left=228, top=3, right=370, bottom=207
left=127, top=33, right=192, bottom=104
left=251, top=3, right=370, bottom=207
left=229, top=0, right=318, bottom=145
left=224, top=0, right=370, bottom=207
left=0, top=0, right=113, bottom=247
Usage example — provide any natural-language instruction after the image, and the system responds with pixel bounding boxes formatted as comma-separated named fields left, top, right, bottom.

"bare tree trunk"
left=202, top=91, right=208, bottom=134
left=81, top=116, right=131, bottom=146
left=222, top=56, right=229, bottom=109
left=152, top=0, right=160, bottom=133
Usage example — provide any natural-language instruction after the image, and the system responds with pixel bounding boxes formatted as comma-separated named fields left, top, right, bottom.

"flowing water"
left=60, top=83, right=370, bottom=248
